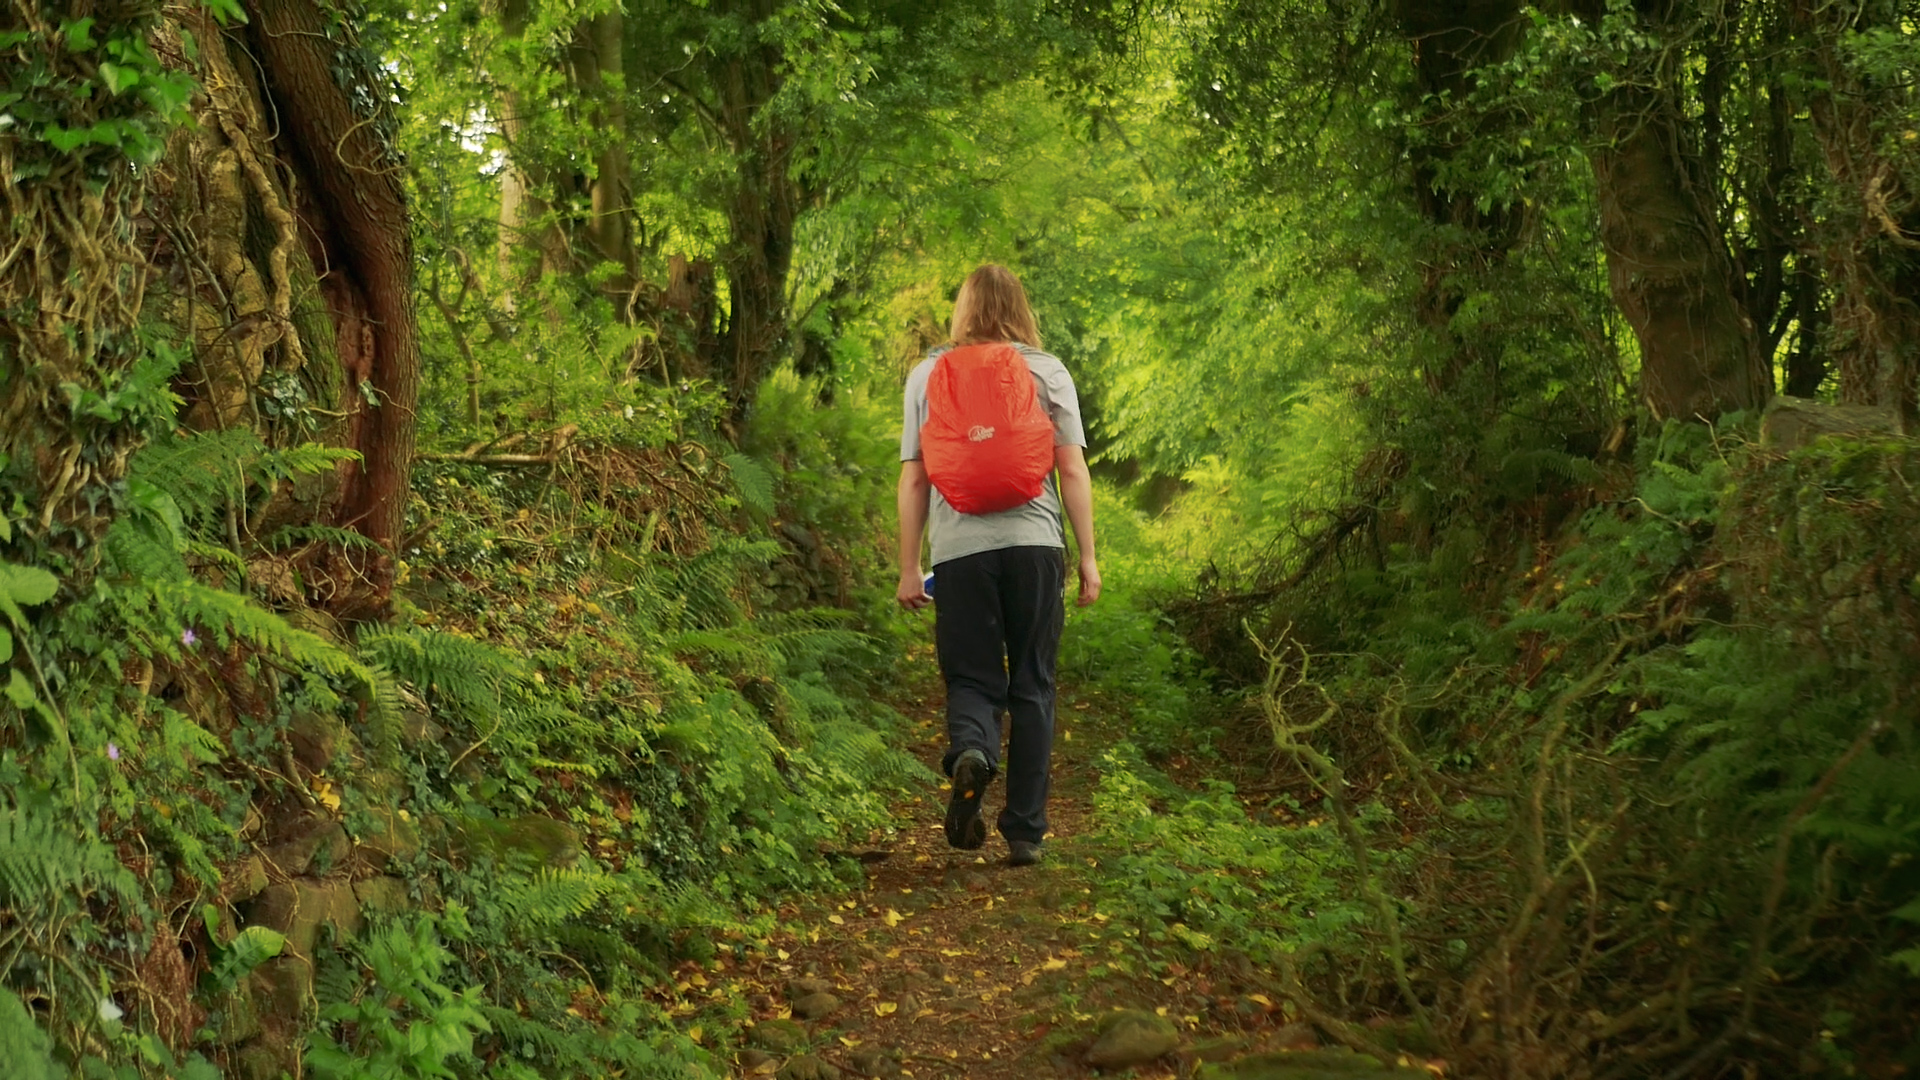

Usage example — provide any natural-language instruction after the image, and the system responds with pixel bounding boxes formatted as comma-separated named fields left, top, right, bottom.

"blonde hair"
left=948, top=264, right=1042, bottom=348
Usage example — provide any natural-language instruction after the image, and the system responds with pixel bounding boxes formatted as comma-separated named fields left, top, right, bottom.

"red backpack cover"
left=920, top=343, right=1056, bottom=515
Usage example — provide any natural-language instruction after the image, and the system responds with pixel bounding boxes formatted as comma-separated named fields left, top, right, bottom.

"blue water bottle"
left=922, top=572, right=935, bottom=598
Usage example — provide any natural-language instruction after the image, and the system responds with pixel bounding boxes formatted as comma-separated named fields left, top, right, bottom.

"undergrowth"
left=0, top=368, right=921, bottom=1078
left=1162, top=417, right=1920, bottom=1076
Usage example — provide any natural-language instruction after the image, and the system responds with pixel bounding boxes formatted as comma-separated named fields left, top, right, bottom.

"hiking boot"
left=944, top=749, right=990, bottom=850
left=1008, top=840, right=1043, bottom=867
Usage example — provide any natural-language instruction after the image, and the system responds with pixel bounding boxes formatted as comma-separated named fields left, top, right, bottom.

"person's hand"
left=898, top=570, right=932, bottom=612
left=1076, top=555, right=1102, bottom=607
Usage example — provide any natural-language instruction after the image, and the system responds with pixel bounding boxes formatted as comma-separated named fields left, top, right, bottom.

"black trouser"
left=934, top=545, right=1065, bottom=845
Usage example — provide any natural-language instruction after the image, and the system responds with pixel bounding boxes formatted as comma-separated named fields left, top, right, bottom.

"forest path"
left=714, top=644, right=1335, bottom=1080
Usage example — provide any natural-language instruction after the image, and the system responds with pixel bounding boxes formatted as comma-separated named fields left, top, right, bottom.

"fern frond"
left=265, top=524, right=386, bottom=553
left=104, top=516, right=189, bottom=582
left=722, top=453, right=777, bottom=515
left=496, top=868, right=620, bottom=929
left=127, top=428, right=261, bottom=525
left=360, top=628, right=522, bottom=723
left=0, top=799, right=137, bottom=912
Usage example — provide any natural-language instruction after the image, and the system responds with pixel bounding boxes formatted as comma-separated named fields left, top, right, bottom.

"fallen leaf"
left=1248, top=993, right=1273, bottom=1007
left=1042, top=958, right=1067, bottom=971
left=828, top=915, right=845, bottom=925
left=874, top=1002, right=898, bottom=1016
left=884, top=909, right=904, bottom=927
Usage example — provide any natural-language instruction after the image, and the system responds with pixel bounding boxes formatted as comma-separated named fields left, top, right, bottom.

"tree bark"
left=1588, top=91, right=1770, bottom=420
left=1394, top=0, right=1523, bottom=394
left=712, top=0, right=800, bottom=424
left=242, top=0, right=420, bottom=617
left=1793, top=0, right=1920, bottom=431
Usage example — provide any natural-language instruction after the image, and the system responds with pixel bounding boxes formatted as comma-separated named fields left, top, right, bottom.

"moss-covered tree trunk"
left=1794, top=0, right=1920, bottom=432
left=0, top=0, right=171, bottom=569
left=154, top=0, right=419, bottom=618
left=1395, top=0, right=1523, bottom=394
left=713, top=0, right=800, bottom=425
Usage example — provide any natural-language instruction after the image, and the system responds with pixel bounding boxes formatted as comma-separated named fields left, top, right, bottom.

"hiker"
left=895, top=264, right=1100, bottom=868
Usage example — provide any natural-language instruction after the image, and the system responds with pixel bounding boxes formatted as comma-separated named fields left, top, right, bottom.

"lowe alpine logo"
left=967, top=425, right=996, bottom=442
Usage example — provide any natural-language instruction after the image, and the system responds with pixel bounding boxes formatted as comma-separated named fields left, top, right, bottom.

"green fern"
left=360, top=627, right=523, bottom=724
left=0, top=797, right=136, bottom=914
left=265, top=523, right=386, bottom=553
left=496, top=868, right=620, bottom=929
left=722, top=452, right=777, bottom=515
left=0, top=989, right=59, bottom=1080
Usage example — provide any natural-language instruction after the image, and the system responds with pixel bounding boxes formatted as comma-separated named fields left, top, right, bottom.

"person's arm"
left=896, top=459, right=932, bottom=610
left=1054, top=444, right=1100, bottom=606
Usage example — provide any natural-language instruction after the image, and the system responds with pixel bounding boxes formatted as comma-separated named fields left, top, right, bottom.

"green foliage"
left=310, top=918, right=490, bottom=1080
left=1087, top=745, right=1375, bottom=975
left=0, top=988, right=59, bottom=1080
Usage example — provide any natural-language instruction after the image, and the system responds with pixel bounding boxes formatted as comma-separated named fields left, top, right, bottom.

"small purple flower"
left=107, top=743, right=120, bottom=761
left=181, top=627, right=197, bottom=647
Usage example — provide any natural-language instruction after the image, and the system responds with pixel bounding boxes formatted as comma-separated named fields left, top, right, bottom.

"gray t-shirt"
left=900, top=343, right=1086, bottom=567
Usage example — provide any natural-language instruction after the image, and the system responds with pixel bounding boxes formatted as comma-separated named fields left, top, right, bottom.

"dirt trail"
left=708, top=656, right=1320, bottom=1079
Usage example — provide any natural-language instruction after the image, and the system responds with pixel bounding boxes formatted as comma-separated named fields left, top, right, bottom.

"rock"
left=1189, top=1035, right=1253, bottom=1063
left=234, top=1043, right=291, bottom=1080
left=261, top=818, right=350, bottom=878
left=449, top=814, right=581, bottom=869
left=848, top=1046, right=902, bottom=1078
left=1195, top=1048, right=1430, bottom=1079
left=284, top=605, right=347, bottom=646
left=401, top=708, right=446, bottom=746
left=791, top=991, right=841, bottom=1020
left=1761, top=395, right=1901, bottom=448
left=247, top=880, right=363, bottom=958
left=896, top=992, right=920, bottom=1014
left=787, top=977, right=834, bottom=1000
left=1271, top=1023, right=1320, bottom=1050
left=288, top=709, right=353, bottom=772
left=736, top=1049, right=779, bottom=1075
left=961, top=871, right=990, bottom=891
left=747, top=1018, right=808, bottom=1055
left=354, top=807, right=423, bottom=871
left=247, top=957, right=316, bottom=1027
left=1085, top=1009, right=1179, bottom=1069
left=353, top=876, right=412, bottom=916
left=222, top=856, right=270, bottom=904
left=777, top=1054, right=842, bottom=1080
left=205, top=982, right=262, bottom=1045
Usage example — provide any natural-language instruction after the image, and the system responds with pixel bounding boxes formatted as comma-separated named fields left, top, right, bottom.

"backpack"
left=920, top=343, right=1056, bottom=515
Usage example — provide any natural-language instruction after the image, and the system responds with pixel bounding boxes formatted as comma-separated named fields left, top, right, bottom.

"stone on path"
left=787, top=977, right=834, bottom=1000
left=791, top=991, right=842, bottom=1020
left=848, top=1046, right=903, bottom=1078
left=777, top=1053, right=842, bottom=1080
left=1195, top=1048, right=1431, bottom=1079
left=1084, top=1009, right=1179, bottom=1069
left=747, top=1018, right=807, bottom=1054
left=736, top=1048, right=779, bottom=1075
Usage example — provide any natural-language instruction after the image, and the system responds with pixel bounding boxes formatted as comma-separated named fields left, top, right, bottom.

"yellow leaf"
left=1042, top=959, right=1067, bottom=971
left=688, top=1025, right=703, bottom=1043
left=883, top=909, right=904, bottom=927
left=1247, top=993, right=1273, bottom=1007
left=776, top=949, right=790, bottom=960
left=839, top=1035, right=861, bottom=1048
left=828, top=914, right=846, bottom=925
left=874, top=1002, right=898, bottom=1016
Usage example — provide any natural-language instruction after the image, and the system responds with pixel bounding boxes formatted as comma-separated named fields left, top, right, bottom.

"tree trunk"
left=713, top=0, right=799, bottom=424
left=1793, top=0, right=1920, bottom=431
left=1589, top=92, right=1770, bottom=420
left=242, top=0, right=418, bottom=618
left=1394, top=0, right=1523, bottom=394
left=0, top=1, right=156, bottom=561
